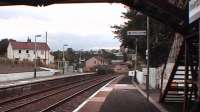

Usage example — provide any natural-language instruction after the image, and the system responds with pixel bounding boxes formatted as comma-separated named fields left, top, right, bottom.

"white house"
left=7, top=39, right=54, bottom=64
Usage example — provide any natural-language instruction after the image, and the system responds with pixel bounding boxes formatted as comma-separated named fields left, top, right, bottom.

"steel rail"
left=2, top=75, right=113, bottom=112
left=0, top=75, right=100, bottom=105
left=39, top=76, right=116, bottom=112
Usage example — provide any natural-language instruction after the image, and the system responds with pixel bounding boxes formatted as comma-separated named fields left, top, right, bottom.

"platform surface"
left=100, top=88, right=160, bottom=112
left=0, top=72, right=94, bottom=89
left=74, top=75, right=162, bottom=112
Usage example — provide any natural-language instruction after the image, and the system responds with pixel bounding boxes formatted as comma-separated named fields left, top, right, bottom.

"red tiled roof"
left=10, top=41, right=50, bottom=50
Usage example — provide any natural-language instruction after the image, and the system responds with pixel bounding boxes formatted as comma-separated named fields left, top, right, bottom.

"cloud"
left=47, top=32, right=120, bottom=51
left=0, top=6, right=49, bottom=20
left=0, top=3, right=127, bottom=50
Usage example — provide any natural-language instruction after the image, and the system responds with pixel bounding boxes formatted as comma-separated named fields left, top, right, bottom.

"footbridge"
left=0, top=0, right=188, bottom=33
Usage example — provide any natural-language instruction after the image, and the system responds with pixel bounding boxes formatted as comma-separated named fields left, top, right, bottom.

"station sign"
left=127, top=30, right=146, bottom=36
left=189, top=0, right=200, bottom=23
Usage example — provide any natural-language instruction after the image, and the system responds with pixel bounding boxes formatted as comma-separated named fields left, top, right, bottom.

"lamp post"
left=34, top=34, right=42, bottom=78
left=79, top=49, right=83, bottom=72
left=62, top=44, right=68, bottom=74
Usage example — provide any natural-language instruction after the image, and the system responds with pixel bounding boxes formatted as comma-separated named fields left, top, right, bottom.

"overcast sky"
left=0, top=3, right=127, bottom=51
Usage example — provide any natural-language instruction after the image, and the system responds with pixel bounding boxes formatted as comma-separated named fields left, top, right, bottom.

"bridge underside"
left=0, top=0, right=189, bottom=34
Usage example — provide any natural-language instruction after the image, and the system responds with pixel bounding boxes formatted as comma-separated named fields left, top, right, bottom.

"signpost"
left=127, top=19, right=150, bottom=102
left=127, top=30, right=147, bottom=36
left=127, top=30, right=147, bottom=84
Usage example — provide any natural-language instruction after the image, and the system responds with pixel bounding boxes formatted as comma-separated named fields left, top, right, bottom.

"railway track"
left=0, top=75, right=116, bottom=112
left=0, top=74, right=100, bottom=105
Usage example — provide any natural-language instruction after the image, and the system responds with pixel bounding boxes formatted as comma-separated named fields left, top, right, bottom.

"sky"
left=0, top=3, right=127, bottom=51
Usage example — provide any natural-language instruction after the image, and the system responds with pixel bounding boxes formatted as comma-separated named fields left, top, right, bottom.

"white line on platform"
left=72, top=76, right=119, bottom=112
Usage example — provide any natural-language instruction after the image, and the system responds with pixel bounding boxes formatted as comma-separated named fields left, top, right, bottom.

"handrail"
left=160, top=33, right=184, bottom=100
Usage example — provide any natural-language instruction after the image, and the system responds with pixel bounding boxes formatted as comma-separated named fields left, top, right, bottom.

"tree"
left=0, top=39, right=9, bottom=56
left=112, top=9, right=174, bottom=67
left=52, top=50, right=62, bottom=61
left=101, top=49, right=117, bottom=62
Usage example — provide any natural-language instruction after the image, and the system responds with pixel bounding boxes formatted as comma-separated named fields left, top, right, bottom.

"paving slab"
left=100, top=87, right=160, bottom=112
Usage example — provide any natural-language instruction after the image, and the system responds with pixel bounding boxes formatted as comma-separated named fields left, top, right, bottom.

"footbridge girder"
left=0, top=0, right=188, bottom=33
left=0, top=0, right=121, bottom=6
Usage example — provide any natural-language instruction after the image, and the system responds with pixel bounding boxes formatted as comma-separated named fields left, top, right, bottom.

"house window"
left=19, top=50, right=21, bottom=53
left=41, top=50, right=44, bottom=55
left=94, top=61, right=96, bottom=64
left=26, top=50, right=29, bottom=53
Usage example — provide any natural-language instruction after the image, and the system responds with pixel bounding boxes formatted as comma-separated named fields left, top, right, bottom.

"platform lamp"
left=34, top=34, right=42, bottom=78
left=62, top=44, right=68, bottom=74
left=79, top=49, right=83, bottom=72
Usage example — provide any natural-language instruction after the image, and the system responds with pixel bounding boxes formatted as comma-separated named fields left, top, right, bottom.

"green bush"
left=97, top=65, right=114, bottom=75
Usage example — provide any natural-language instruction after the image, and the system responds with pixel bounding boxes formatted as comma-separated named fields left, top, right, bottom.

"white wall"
left=0, top=71, right=54, bottom=82
left=7, top=44, right=54, bottom=64
left=142, top=68, right=160, bottom=89
left=49, top=54, right=54, bottom=64
left=136, top=70, right=144, bottom=84
left=13, top=49, right=34, bottom=61
left=7, top=43, right=13, bottom=59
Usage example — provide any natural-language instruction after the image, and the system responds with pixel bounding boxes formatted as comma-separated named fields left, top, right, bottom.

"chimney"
left=27, top=37, right=31, bottom=42
left=9, top=39, right=16, bottom=42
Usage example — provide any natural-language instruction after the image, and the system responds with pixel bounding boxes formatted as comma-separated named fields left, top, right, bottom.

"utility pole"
left=62, top=44, right=68, bottom=74
left=134, top=38, right=138, bottom=82
left=34, top=35, right=41, bottom=78
left=45, top=32, right=47, bottom=65
left=146, top=16, right=150, bottom=102
left=79, top=49, right=83, bottom=72
left=34, top=36, right=36, bottom=78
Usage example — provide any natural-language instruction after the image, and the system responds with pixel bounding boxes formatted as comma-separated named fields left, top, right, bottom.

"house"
left=85, top=56, right=108, bottom=71
left=7, top=39, right=54, bottom=64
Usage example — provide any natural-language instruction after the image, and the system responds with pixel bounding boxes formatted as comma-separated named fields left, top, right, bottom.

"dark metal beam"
left=183, top=39, right=189, bottom=112
left=123, top=0, right=187, bottom=33
left=0, top=0, right=122, bottom=6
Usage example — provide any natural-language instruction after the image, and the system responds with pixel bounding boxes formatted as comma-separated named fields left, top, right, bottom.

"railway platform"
left=74, top=75, right=167, bottom=112
left=0, top=72, right=95, bottom=89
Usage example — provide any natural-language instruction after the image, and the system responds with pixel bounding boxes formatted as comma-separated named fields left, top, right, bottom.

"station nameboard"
left=189, top=0, right=200, bottom=23
left=127, top=31, right=146, bottom=36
